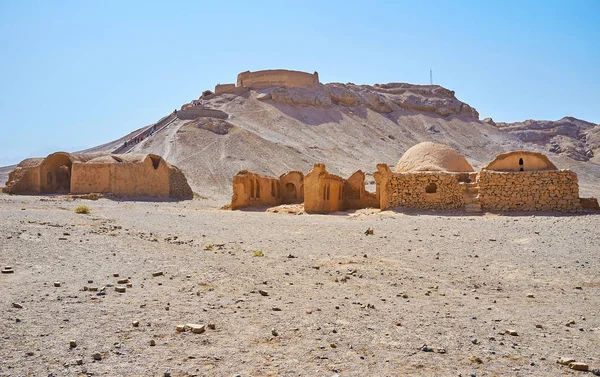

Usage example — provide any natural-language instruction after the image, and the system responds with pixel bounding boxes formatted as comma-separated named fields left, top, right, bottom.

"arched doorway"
left=40, top=153, right=73, bottom=194
left=285, top=182, right=297, bottom=200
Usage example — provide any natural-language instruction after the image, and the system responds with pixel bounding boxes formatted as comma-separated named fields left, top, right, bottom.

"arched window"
left=519, top=157, right=524, bottom=171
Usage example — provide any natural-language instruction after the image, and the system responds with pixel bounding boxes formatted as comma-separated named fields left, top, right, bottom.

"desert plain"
left=1, top=193, right=599, bottom=377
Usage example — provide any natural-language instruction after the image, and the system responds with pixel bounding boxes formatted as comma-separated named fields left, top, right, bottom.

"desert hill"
left=2, top=70, right=600, bottom=202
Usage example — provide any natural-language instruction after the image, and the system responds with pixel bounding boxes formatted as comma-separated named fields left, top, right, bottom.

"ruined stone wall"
left=214, top=84, right=248, bottom=96
left=304, top=164, right=345, bottom=213
left=176, top=108, right=228, bottom=120
left=478, top=170, right=582, bottom=212
left=237, top=70, right=319, bottom=90
left=386, top=172, right=465, bottom=210
left=2, top=167, right=40, bottom=194
left=231, top=171, right=282, bottom=210
left=343, top=170, right=379, bottom=209
left=279, top=171, right=304, bottom=204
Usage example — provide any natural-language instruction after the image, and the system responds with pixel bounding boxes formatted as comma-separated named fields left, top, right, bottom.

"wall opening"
left=40, top=154, right=72, bottom=194
left=425, top=183, right=438, bottom=194
left=519, top=157, right=524, bottom=171
left=255, top=180, right=260, bottom=198
left=271, top=181, right=276, bottom=198
left=149, top=155, right=161, bottom=170
left=285, top=182, right=297, bottom=199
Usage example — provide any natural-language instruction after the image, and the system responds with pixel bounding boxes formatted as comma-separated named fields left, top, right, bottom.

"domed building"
left=395, top=142, right=474, bottom=173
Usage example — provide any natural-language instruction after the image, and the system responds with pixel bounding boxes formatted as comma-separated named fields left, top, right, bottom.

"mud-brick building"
left=3, top=152, right=192, bottom=199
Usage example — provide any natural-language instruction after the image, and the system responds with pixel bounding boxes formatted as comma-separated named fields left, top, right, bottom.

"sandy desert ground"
left=1, top=193, right=599, bottom=377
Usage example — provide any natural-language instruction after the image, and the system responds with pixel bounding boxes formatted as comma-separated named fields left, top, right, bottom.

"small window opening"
left=250, top=179, right=255, bottom=199
left=519, top=157, right=524, bottom=171
left=425, top=182, right=438, bottom=194
left=326, top=185, right=330, bottom=200
left=255, top=180, right=260, bottom=198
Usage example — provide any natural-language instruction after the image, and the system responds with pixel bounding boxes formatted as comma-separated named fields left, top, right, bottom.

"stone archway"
left=285, top=182, right=297, bottom=200
left=40, top=153, right=73, bottom=194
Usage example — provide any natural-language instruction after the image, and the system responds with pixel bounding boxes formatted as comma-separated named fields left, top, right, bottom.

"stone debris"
left=420, top=345, right=434, bottom=352
left=92, top=352, right=102, bottom=361
left=526, top=293, right=534, bottom=298
left=207, top=323, right=216, bottom=330
left=152, top=271, right=164, bottom=277
left=176, top=325, right=185, bottom=332
left=2, top=266, right=15, bottom=274
left=117, top=279, right=129, bottom=284
left=187, top=324, right=206, bottom=334
left=504, top=329, right=518, bottom=336
left=69, top=340, right=77, bottom=348
left=149, top=339, right=156, bottom=346
left=569, top=362, right=589, bottom=371
left=54, top=282, right=61, bottom=287
left=115, top=286, right=126, bottom=293
left=557, top=357, right=576, bottom=365
left=271, top=328, right=279, bottom=337
left=364, top=228, right=374, bottom=235
left=470, top=355, right=483, bottom=364
left=132, top=321, right=140, bottom=327
left=258, top=289, right=269, bottom=296
left=113, top=273, right=119, bottom=277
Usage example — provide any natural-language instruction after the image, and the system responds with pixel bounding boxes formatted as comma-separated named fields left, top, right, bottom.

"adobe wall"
left=237, top=70, right=320, bottom=90
left=71, top=163, right=111, bottom=194
left=304, top=164, right=345, bottom=214
left=385, top=171, right=465, bottom=210
left=214, top=84, right=248, bottom=96
left=279, top=171, right=304, bottom=204
left=231, top=171, right=282, bottom=210
left=343, top=170, right=379, bottom=209
left=478, top=170, right=582, bottom=212
left=485, top=151, right=557, bottom=172
left=176, top=108, right=228, bottom=120
left=3, top=167, right=40, bottom=194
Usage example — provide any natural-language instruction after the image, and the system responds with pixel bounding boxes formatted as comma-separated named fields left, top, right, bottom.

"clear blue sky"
left=0, top=0, right=598, bottom=166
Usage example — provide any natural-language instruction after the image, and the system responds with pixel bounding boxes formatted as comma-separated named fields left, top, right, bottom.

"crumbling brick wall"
left=387, top=172, right=465, bottom=210
left=478, top=170, right=581, bottom=212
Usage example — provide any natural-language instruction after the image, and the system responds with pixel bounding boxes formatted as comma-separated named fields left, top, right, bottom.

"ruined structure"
left=231, top=170, right=304, bottom=210
left=3, top=152, right=193, bottom=199
left=230, top=142, right=593, bottom=214
left=215, top=69, right=320, bottom=95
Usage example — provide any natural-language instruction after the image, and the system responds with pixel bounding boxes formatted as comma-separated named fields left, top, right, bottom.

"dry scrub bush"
left=74, top=205, right=90, bottom=214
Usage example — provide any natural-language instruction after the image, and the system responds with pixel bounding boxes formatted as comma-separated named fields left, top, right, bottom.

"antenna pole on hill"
left=430, top=68, right=433, bottom=85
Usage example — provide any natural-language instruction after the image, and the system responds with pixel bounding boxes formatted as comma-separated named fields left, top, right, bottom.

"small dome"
left=395, top=142, right=474, bottom=172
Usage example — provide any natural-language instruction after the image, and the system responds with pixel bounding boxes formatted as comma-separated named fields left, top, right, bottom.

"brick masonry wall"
left=388, top=172, right=465, bottom=210
left=478, top=170, right=581, bottom=212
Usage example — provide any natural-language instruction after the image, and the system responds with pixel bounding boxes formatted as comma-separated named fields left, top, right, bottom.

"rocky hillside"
left=487, top=117, right=600, bottom=163
left=3, top=78, right=599, bottom=203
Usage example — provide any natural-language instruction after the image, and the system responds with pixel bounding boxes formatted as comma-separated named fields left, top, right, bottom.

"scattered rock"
left=258, top=289, right=269, bottom=296
left=271, top=328, right=279, bottom=337
left=526, top=293, right=534, bottom=298
left=54, top=282, right=61, bottom=287
left=149, top=339, right=156, bottom=346
left=69, top=340, right=77, bottom=348
left=365, top=228, right=374, bottom=235
left=207, top=323, right=216, bottom=330
left=436, top=348, right=447, bottom=354
left=591, top=368, right=600, bottom=376
left=113, top=273, right=119, bottom=277
left=11, top=302, right=23, bottom=309
left=535, top=324, right=543, bottom=329
left=470, top=355, right=483, bottom=364
left=115, top=286, right=126, bottom=293
left=187, top=324, right=205, bottom=334
left=420, top=345, right=433, bottom=352
left=504, top=329, right=518, bottom=336
left=570, top=362, right=589, bottom=371
left=117, top=279, right=129, bottom=284
left=132, top=321, right=140, bottom=327
left=1, top=266, right=14, bottom=274
left=176, top=325, right=185, bottom=332
left=92, top=352, right=102, bottom=361
left=272, top=307, right=282, bottom=311
left=152, top=271, right=164, bottom=277
left=557, top=357, right=576, bottom=365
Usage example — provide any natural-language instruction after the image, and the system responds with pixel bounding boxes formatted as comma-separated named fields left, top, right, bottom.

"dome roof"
left=395, top=142, right=474, bottom=172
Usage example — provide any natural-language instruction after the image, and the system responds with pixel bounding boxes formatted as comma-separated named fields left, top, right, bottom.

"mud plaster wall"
left=343, top=170, right=379, bottom=209
left=386, top=172, right=465, bottom=210
left=237, top=70, right=319, bottom=90
left=304, top=164, right=344, bottom=214
left=3, top=167, right=40, bottom=194
left=231, top=171, right=282, bottom=210
left=71, top=158, right=171, bottom=197
left=279, top=171, right=304, bottom=204
left=214, top=84, right=248, bottom=96
left=485, top=152, right=557, bottom=172
left=478, top=170, right=581, bottom=212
